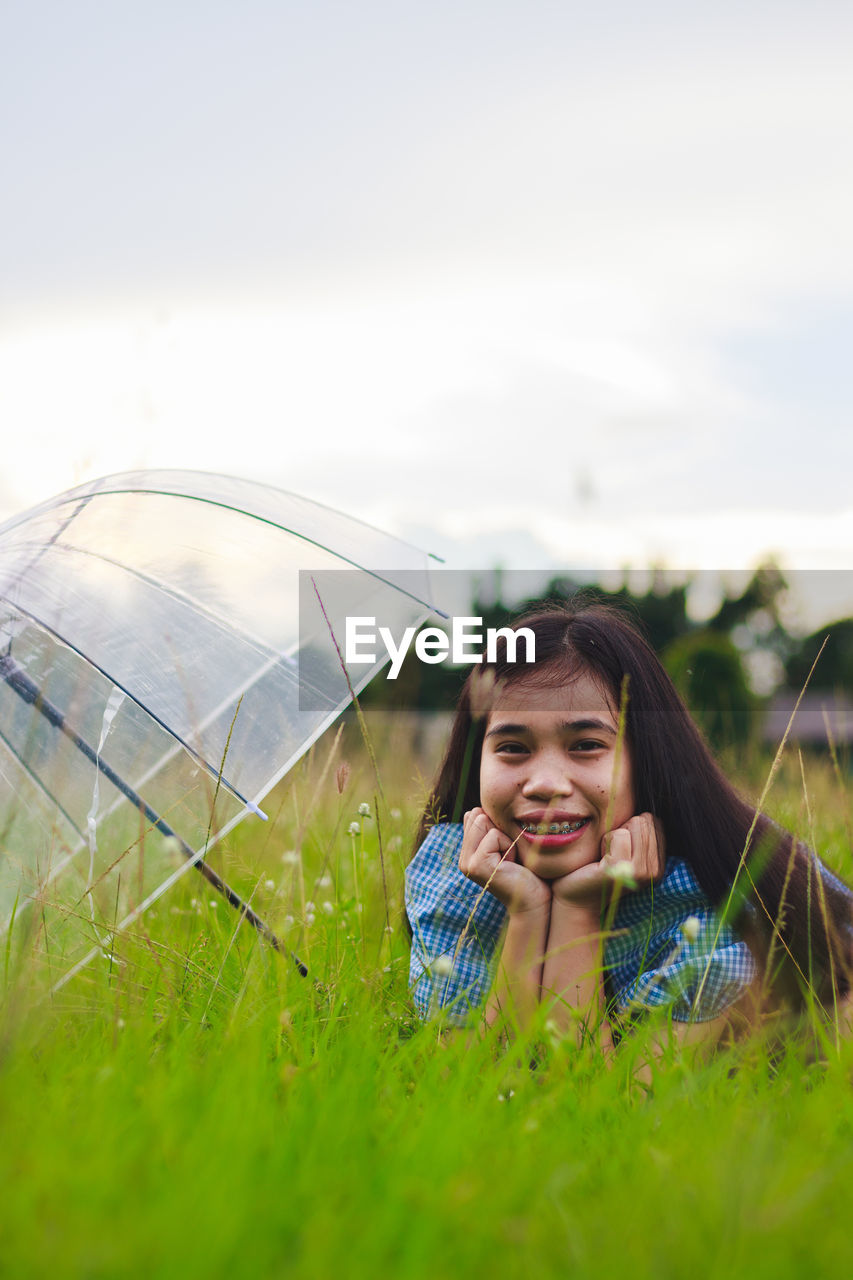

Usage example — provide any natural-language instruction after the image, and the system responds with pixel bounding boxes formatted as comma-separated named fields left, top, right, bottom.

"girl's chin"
left=524, top=863, right=571, bottom=881
left=519, top=846, right=598, bottom=880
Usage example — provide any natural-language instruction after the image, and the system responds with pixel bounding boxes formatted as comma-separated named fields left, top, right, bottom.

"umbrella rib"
left=6, top=536, right=368, bottom=702
left=6, top=536, right=284, bottom=661
left=0, top=654, right=307, bottom=976
left=13, top=480, right=446, bottom=617
left=0, top=725, right=92, bottom=924
left=1, top=601, right=261, bottom=815
left=0, top=495, right=93, bottom=603
left=0, top=725, right=87, bottom=851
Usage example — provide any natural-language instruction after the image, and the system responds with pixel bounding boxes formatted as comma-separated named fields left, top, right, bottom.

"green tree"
left=663, top=629, right=758, bottom=751
left=785, top=618, right=853, bottom=692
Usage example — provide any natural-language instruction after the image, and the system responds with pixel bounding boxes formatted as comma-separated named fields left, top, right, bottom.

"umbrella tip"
left=247, top=801, right=269, bottom=821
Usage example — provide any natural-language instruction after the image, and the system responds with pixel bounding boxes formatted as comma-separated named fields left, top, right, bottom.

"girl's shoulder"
left=404, top=820, right=506, bottom=949
left=412, top=821, right=464, bottom=858
left=405, top=822, right=465, bottom=894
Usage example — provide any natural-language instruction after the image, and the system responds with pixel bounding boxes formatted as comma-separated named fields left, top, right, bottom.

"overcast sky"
left=2, top=1, right=852, bottom=618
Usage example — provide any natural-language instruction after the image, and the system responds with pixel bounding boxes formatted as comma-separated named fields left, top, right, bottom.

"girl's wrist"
left=548, top=897, right=601, bottom=933
left=505, top=896, right=550, bottom=922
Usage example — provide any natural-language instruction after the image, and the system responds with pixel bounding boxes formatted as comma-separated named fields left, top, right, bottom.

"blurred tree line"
left=360, top=565, right=853, bottom=754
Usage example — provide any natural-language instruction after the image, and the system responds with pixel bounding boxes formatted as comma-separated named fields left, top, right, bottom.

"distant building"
left=763, top=690, right=853, bottom=749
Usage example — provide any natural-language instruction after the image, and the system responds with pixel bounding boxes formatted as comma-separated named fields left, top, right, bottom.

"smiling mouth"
left=520, top=819, right=590, bottom=836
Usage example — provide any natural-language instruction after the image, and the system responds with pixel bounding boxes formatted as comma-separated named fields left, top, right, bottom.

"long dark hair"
left=414, top=599, right=853, bottom=1011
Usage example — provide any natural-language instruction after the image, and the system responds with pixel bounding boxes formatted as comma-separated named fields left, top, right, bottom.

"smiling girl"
left=405, top=603, right=853, bottom=1054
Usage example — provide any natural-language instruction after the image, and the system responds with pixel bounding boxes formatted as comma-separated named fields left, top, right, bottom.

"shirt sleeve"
left=606, top=860, right=757, bottom=1024
left=405, top=823, right=507, bottom=1024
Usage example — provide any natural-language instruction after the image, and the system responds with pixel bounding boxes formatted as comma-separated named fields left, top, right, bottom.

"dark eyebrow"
left=563, top=718, right=616, bottom=735
left=484, top=717, right=616, bottom=739
left=484, top=721, right=528, bottom=739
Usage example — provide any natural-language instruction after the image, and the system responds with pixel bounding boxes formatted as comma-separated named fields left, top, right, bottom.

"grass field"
left=1, top=713, right=853, bottom=1279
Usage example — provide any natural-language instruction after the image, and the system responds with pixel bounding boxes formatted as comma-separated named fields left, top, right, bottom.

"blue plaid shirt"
left=405, top=823, right=758, bottom=1026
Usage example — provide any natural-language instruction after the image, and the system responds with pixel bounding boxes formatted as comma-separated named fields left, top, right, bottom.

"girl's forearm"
left=541, top=900, right=613, bottom=1053
left=486, top=904, right=550, bottom=1031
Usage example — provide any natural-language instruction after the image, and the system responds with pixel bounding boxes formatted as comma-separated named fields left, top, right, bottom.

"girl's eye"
left=494, top=741, right=528, bottom=756
left=573, top=739, right=606, bottom=753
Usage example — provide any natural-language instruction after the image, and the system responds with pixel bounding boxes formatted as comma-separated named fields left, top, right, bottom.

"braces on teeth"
left=522, top=820, right=588, bottom=835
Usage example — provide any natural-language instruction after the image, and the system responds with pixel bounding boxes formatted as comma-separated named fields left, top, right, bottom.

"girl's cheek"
left=481, top=801, right=501, bottom=828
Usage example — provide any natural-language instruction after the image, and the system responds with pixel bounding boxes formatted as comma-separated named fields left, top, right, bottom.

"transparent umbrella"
left=0, top=471, right=440, bottom=989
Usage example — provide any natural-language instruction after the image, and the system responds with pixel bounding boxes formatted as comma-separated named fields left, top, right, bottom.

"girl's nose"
left=520, top=752, right=574, bottom=800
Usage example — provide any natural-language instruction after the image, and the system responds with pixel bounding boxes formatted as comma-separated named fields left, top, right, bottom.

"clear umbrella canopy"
left=0, top=471, right=440, bottom=987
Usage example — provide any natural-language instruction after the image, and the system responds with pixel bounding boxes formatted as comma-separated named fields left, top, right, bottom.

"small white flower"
left=318, top=874, right=333, bottom=888
left=358, top=802, right=371, bottom=817
left=388, top=836, right=402, bottom=852
left=161, top=835, right=183, bottom=863
left=284, top=914, right=294, bottom=927
left=264, top=879, right=276, bottom=891
left=322, top=901, right=335, bottom=915
left=431, top=954, right=454, bottom=977
left=680, top=915, right=701, bottom=943
left=605, top=859, right=638, bottom=888
left=348, top=821, right=360, bottom=836
left=305, top=913, right=316, bottom=927
left=281, top=849, right=301, bottom=865
left=209, top=899, right=218, bottom=909
left=305, top=901, right=315, bottom=913
left=390, top=808, right=402, bottom=821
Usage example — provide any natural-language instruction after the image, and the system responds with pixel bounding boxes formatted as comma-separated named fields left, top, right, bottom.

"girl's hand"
left=550, top=813, right=666, bottom=906
left=460, top=808, right=551, bottom=915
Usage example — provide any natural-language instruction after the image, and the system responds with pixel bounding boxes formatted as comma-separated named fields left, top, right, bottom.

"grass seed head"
left=336, top=761, right=351, bottom=794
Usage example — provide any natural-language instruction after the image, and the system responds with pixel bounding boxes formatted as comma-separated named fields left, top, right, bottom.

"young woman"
left=405, top=602, right=853, bottom=1052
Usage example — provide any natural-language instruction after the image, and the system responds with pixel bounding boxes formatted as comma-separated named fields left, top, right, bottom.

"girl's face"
left=478, top=667, right=635, bottom=880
